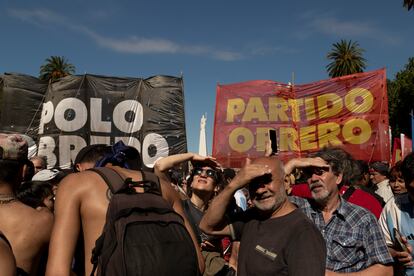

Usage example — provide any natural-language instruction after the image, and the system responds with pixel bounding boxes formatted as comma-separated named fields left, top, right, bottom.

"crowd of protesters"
left=1, top=132, right=414, bottom=276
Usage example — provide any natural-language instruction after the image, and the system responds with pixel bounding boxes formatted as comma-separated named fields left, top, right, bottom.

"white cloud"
left=91, top=34, right=181, bottom=54
left=8, top=8, right=66, bottom=27
left=213, top=51, right=243, bottom=61
left=297, top=10, right=402, bottom=45
left=8, top=8, right=243, bottom=61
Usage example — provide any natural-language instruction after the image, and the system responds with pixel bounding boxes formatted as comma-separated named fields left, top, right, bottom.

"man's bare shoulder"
left=8, top=201, right=53, bottom=223
left=57, top=170, right=104, bottom=195
left=0, top=202, right=53, bottom=244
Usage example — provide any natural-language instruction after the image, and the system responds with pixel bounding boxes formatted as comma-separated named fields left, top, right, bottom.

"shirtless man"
left=46, top=147, right=204, bottom=275
left=0, top=133, right=53, bottom=275
left=0, top=231, right=16, bottom=276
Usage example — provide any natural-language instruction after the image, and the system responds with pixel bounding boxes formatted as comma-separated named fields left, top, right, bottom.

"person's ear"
left=335, top=173, right=343, bottom=185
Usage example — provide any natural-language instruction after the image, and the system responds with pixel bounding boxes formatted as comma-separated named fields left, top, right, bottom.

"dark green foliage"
left=388, top=57, right=414, bottom=138
left=404, top=0, right=414, bottom=10
left=39, top=56, right=75, bottom=81
left=326, top=40, right=367, bottom=78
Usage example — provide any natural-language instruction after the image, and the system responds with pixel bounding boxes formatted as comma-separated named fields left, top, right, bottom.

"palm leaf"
left=39, top=56, right=76, bottom=81
left=326, top=40, right=367, bottom=78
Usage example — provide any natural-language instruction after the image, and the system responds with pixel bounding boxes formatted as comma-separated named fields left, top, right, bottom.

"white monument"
left=198, top=114, right=207, bottom=156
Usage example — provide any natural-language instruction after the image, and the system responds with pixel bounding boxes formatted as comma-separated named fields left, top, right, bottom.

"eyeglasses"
left=193, top=168, right=218, bottom=180
left=302, top=166, right=330, bottom=179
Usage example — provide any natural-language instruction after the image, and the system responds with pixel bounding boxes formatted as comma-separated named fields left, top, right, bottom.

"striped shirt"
left=290, top=196, right=393, bottom=273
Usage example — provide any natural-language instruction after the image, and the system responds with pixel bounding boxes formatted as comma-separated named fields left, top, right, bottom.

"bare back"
left=47, top=164, right=203, bottom=276
left=0, top=232, right=16, bottom=276
left=0, top=201, right=53, bottom=275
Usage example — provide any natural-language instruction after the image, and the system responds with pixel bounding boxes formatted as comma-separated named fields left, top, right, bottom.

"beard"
left=309, top=181, right=330, bottom=205
left=253, top=186, right=286, bottom=213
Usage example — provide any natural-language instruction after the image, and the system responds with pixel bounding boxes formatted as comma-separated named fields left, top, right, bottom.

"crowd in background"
left=1, top=132, right=414, bottom=276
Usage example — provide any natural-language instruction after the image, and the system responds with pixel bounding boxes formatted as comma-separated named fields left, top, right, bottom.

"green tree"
left=326, top=40, right=367, bottom=78
left=388, top=57, right=414, bottom=137
left=404, top=0, right=414, bottom=10
left=39, top=56, right=75, bottom=81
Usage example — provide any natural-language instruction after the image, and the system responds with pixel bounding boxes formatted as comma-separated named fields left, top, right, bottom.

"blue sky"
left=1, top=0, right=413, bottom=154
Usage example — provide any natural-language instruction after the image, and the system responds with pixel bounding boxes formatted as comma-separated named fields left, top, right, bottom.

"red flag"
left=391, top=138, right=402, bottom=166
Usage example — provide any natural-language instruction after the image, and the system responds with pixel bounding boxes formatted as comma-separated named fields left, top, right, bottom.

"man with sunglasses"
left=200, top=156, right=327, bottom=276
left=285, top=146, right=393, bottom=275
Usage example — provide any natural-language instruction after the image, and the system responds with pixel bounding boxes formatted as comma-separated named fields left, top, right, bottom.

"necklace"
left=0, top=194, right=16, bottom=205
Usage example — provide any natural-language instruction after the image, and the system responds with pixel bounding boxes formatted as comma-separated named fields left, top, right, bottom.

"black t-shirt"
left=182, top=199, right=222, bottom=246
left=232, top=208, right=326, bottom=276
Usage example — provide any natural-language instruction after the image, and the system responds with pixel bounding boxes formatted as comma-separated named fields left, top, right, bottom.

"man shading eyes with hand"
left=200, top=156, right=327, bottom=276
left=285, top=146, right=393, bottom=275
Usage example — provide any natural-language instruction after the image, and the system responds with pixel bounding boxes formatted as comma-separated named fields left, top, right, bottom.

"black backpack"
left=90, top=167, right=200, bottom=276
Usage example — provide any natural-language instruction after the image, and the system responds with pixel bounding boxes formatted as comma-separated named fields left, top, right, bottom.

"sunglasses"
left=193, top=168, right=218, bottom=180
left=302, top=166, right=330, bottom=179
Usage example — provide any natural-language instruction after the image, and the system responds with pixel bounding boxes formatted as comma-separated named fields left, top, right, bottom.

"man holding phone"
left=379, top=152, right=414, bottom=275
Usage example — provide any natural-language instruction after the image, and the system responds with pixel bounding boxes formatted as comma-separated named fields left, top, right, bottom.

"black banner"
left=0, top=74, right=187, bottom=170
left=0, top=73, right=47, bottom=137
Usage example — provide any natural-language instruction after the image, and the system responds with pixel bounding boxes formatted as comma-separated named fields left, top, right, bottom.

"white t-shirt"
left=375, top=179, right=394, bottom=203
left=379, top=193, right=414, bottom=276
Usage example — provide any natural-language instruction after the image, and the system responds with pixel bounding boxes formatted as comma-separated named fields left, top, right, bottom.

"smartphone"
left=268, top=129, right=278, bottom=155
left=393, top=228, right=409, bottom=252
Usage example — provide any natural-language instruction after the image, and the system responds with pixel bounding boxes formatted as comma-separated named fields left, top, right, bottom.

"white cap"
left=32, top=169, right=62, bottom=181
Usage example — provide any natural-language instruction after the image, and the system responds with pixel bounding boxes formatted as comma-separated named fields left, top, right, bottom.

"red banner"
left=213, top=69, right=390, bottom=168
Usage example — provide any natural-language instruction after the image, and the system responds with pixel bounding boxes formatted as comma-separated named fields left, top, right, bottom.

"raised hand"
left=229, top=158, right=271, bottom=190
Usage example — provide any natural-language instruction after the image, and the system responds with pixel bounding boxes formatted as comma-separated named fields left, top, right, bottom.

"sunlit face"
left=390, top=175, right=407, bottom=195
left=191, top=166, right=218, bottom=196
left=305, top=158, right=342, bottom=205
left=249, top=158, right=287, bottom=214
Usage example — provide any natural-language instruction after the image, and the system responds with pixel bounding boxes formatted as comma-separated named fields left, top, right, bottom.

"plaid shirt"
left=290, top=196, right=393, bottom=273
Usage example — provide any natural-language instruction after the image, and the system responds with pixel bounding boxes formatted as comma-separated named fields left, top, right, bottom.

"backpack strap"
left=90, top=235, right=104, bottom=276
left=342, top=186, right=356, bottom=201
left=89, top=167, right=125, bottom=276
left=89, top=167, right=126, bottom=194
left=141, top=171, right=162, bottom=196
